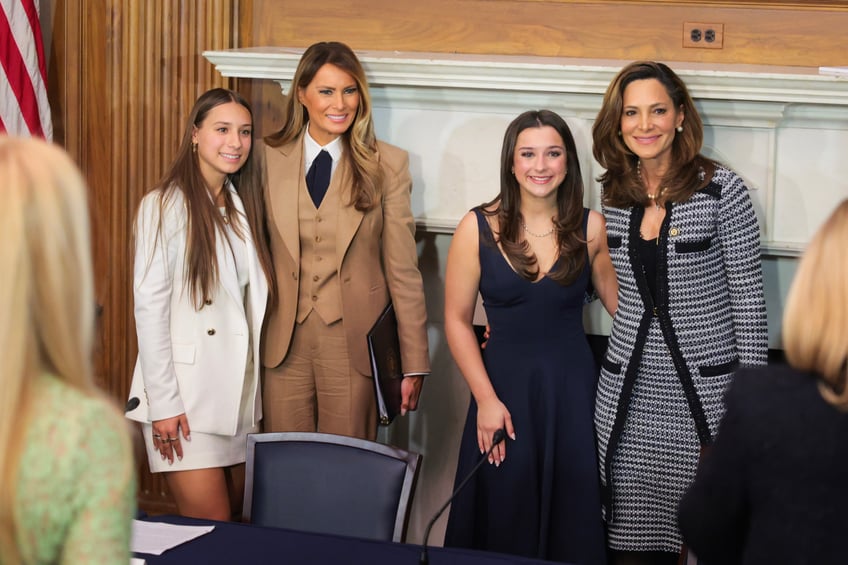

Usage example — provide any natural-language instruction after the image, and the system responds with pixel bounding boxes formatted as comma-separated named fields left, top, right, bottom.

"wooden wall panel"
left=244, top=0, right=848, bottom=68
left=51, top=0, right=239, bottom=515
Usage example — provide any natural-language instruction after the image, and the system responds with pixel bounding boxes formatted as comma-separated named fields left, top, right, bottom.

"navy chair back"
left=243, top=432, right=421, bottom=543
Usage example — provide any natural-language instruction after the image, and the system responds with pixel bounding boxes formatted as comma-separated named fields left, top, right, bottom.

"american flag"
left=0, top=0, right=52, bottom=139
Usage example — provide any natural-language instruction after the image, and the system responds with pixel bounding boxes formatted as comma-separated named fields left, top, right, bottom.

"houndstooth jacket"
left=597, top=164, right=769, bottom=515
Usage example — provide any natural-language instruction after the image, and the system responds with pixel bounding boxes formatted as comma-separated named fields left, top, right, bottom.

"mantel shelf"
left=204, top=47, right=848, bottom=105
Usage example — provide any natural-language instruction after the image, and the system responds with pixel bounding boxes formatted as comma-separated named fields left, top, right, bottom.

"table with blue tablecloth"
left=134, top=515, right=569, bottom=565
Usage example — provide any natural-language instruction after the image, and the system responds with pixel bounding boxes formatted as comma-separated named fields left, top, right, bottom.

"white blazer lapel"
left=230, top=186, right=268, bottom=331
left=216, top=182, right=245, bottom=317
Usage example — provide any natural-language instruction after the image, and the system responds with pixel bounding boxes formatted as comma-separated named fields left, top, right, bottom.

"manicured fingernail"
left=177, top=455, right=182, bottom=461
left=510, top=433, right=516, bottom=440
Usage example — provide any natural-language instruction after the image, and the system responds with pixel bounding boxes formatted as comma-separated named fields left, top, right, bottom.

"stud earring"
left=617, top=130, right=622, bottom=136
left=676, top=125, right=683, bottom=133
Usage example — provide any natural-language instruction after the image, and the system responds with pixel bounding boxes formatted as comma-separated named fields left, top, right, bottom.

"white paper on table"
left=130, top=558, right=147, bottom=565
left=131, top=520, right=215, bottom=555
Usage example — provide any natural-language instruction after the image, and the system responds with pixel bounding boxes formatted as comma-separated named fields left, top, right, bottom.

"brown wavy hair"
left=480, top=109, right=586, bottom=285
left=265, top=41, right=382, bottom=212
left=592, top=61, right=716, bottom=208
left=143, top=88, right=275, bottom=309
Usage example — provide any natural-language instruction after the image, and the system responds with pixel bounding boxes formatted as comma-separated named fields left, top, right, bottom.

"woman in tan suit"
left=262, top=41, right=430, bottom=441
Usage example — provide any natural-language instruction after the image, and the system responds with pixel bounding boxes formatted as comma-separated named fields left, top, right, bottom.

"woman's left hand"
left=152, top=414, right=190, bottom=464
left=400, top=375, right=424, bottom=415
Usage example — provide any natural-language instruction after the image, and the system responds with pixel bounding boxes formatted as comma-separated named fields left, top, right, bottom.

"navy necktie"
left=306, top=150, right=332, bottom=207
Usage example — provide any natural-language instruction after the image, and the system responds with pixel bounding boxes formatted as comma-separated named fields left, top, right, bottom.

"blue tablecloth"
left=135, top=515, right=566, bottom=565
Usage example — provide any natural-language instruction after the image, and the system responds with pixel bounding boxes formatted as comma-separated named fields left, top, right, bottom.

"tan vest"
left=295, top=177, right=343, bottom=325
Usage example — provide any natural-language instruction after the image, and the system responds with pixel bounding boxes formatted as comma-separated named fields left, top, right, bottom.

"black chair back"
left=243, top=432, right=421, bottom=543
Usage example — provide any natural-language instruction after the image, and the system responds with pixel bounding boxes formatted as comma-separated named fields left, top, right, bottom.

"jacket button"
left=292, top=272, right=297, bottom=280
left=204, top=299, right=212, bottom=305
left=313, top=275, right=319, bottom=282
left=669, top=227, right=680, bottom=236
left=207, top=328, right=216, bottom=336
left=312, top=295, right=318, bottom=302
left=652, top=307, right=658, bottom=317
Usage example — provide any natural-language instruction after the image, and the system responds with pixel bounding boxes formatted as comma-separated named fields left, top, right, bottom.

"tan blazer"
left=263, top=134, right=430, bottom=376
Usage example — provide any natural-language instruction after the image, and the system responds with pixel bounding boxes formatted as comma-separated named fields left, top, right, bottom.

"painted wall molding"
left=205, top=48, right=848, bottom=257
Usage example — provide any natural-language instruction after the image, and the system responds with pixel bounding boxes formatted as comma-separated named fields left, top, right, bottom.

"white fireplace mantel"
left=205, top=47, right=848, bottom=257
left=205, top=47, right=848, bottom=105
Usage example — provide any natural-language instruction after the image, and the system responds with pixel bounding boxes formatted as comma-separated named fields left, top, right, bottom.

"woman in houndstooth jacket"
left=591, top=61, right=768, bottom=565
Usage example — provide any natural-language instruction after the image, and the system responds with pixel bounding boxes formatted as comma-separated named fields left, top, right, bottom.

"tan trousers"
left=262, top=311, right=378, bottom=441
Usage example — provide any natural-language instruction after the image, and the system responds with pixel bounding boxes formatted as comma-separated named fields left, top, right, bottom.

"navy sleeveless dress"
left=444, top=208, right=606, bottom=565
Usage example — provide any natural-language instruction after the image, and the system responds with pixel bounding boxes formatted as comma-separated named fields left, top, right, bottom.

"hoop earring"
left=676, top=125, right=683, bottom=133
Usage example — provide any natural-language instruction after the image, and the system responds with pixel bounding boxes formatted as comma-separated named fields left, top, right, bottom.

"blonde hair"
left=0, top=136, right=98, bottom=561
left=783, top=199, right=848, bottom=407
left=265, top=41, right=383, bottom=211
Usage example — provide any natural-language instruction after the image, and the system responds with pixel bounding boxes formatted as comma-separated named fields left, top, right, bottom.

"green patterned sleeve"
left=60, top=399, right=136, bottom=565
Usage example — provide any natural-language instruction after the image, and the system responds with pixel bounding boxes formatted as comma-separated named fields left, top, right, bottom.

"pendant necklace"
left=637, top=160, right=665, bottom=211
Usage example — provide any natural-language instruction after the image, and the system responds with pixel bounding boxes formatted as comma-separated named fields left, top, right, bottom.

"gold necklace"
left=521, top=221, right=554, bottom=238
left=646, top=191, right=664, bottom=211
left=637, top=160, right=665, bottom=211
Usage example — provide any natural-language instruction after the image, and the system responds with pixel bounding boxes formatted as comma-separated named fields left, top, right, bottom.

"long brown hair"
left=592, top=61, right=716, bottom=208
left=481, top=109, right=587, bottom=285
left=144, top=88, right=275, bottom=309
left=265, top=41, right=382, bottom=212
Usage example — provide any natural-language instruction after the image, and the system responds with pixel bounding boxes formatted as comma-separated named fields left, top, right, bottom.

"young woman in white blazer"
left=126, top=89, right=275, bottom=520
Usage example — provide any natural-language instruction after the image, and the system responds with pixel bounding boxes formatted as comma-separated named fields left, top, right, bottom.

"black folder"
left=366, top=302, right=403, bottom=426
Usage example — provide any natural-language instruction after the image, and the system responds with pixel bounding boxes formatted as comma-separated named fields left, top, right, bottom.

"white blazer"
left=126, top=183, right=268, bottom=436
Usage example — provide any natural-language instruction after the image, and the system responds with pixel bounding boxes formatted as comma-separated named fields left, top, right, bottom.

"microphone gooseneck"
left=419, top=428, right=507, bottom=564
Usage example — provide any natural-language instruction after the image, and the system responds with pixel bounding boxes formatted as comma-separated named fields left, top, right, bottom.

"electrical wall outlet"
left=683, top=22, right=724, bottom=49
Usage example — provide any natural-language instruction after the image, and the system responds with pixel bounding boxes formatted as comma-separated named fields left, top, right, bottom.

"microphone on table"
left=419, top=428, right=507, bottom=565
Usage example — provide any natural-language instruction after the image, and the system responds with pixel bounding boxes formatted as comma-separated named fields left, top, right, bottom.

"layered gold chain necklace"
left=637, top=160, right=665, bottom=212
